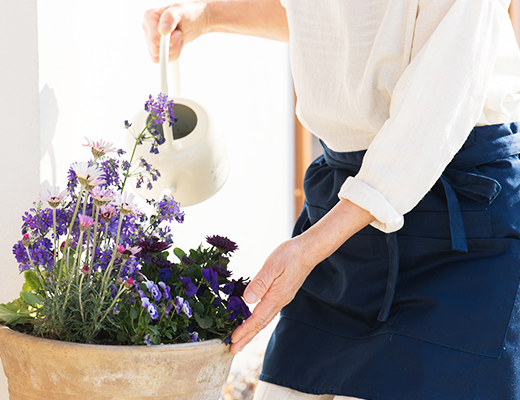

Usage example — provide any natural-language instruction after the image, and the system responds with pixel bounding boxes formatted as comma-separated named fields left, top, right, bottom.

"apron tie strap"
left=378, top=232, right=400, bottom=322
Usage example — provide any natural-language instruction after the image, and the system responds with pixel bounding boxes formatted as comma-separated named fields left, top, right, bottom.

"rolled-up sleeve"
left=338, top=0, right=505, bottom=233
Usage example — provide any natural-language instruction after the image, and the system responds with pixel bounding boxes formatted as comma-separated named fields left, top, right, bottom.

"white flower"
left=40, top=186, right=67, bottom=208
left=117, top=192, right=136, bottom=214
left=71, top=162, right=105, bottom=188
left=90, top=186, right=116, bottom=206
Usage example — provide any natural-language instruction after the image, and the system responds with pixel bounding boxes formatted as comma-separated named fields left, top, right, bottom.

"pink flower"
left=40, top=187, right=68, bottom=208
left=83, top=138, right=116, bottom=160
left=119, top=245, right=141, bottom=260
left=78, top=214, right=96, bottom=231
left=99, top=204, right=117, bottom=222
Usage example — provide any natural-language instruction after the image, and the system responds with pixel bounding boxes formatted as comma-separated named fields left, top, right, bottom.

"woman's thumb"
left=158, top=10, right=177, bottom=35
left=243, top=272, right=272, bottom=304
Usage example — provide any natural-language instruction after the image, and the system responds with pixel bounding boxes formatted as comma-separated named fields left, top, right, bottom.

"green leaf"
left=117, top=330, right=127, bottom=343
left=22, top=270, right=41, bottom=292
left=129, top=307, right=138, bottom=320
left=0, top=299, right=32, bottom=325
left=173, top=247, right=186, bottom=261
left=21, top=291, right=42, bottom=307
left=195, top=313, right=213, bottom=329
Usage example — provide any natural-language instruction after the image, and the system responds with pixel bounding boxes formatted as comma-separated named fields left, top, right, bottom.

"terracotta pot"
left=0, top=325, right=233, bottom=400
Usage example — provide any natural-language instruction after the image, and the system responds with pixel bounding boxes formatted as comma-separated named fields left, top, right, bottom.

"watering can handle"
left=160, top=32, right=181, bottom=97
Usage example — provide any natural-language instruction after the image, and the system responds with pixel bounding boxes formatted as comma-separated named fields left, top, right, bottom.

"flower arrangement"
left=0, top=94, right=251, bottom=346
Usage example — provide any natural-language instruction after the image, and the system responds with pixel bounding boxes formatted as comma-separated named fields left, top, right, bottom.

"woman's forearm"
left=206, top=0, right=289, bottom=42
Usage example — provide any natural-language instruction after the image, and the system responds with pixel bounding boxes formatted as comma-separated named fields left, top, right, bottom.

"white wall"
left=0, top=1, right=40, bottom=396
left=1, top=1, right=292, bottom=397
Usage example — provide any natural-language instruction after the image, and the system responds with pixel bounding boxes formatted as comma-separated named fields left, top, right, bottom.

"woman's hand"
left=143, top=2, right=210, bottom=62
left=143, top=0, right=289, bottom=63
left=230, top=199, right=375, bottom=355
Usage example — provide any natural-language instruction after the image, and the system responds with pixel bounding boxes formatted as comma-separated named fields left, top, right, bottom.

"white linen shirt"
left=281, top=0, right=520, bottom=232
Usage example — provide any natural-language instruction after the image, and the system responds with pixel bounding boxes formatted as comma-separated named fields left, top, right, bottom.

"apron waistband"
left=321, top=122, right=520, bottom=322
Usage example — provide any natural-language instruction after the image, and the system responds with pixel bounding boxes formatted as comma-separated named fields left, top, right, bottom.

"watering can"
left=128, top=32, right=229, bottom=206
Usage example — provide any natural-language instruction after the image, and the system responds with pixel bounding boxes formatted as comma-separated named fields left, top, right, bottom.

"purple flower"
left=211, top=264, right=232, bottom=278
left=205, top=235, right=238, bottom=254
left=202, top=268, right=219, bottom=294
left=157, top=267, right=172, bottom=282
left=231, top=278, right=250, bottom=298
left=138, top=237, right=172, bottom=254
left=159, top=282, right=171, bottom=301
left=145, top=281, right=162, bottom=302
left=180, top=275, right=197, bottom=298
left=182, top=301, right=192, bottom=317
left=188, top=331, right=199, bottom=342
left=144, top=335, right=152, bottom=346
left=226, top=296, right=251, bottom=323
left=164, top=301, right=173, bottom=317
left=181, top=255, right=194, bottom=265
left=141, top=296, right=151, bottom=309
left=213, top=296, right=222, bottom=307
left=148, top=303, right=159, bottom=319
left=157, top=195, right=184, bottom=224
left=174, top=296, right=184, bottom=314
left=223, top=283, right=235, bottom=295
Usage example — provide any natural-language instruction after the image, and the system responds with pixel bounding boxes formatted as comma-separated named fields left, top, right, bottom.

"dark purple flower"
left=164, top=301, right=173, bottom=317
left=157, top=267, right=172, bottom=282
left=224, top=336, right=232, bottom=345
left=181, top=255, right=194, bottom=266
left=188, top=331, right=198, bottom=342
left=223, top=283, right=235, bottom=295
left=213, top=296, right=222, bottom=307
left=138, top=237, right=172, bottom=254
left=226, top=296, right=251, bottom=322
left=211, top=264, right=232, bottom=278
left=231, top=278, right=250, bottom=298
left=205, top=235, right=238, bottom=254
left=180, top=275, right=197, bottom=298
left=202, top=268, right=219, bottom=294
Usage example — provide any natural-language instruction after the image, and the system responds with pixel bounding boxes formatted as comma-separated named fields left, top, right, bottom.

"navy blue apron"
left=260, top=122, right=520, bottom=400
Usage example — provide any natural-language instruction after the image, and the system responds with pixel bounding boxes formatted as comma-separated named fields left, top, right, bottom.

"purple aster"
left=181, top=255, right=194, bottom=266
left=202, top=268, right=219, bottom=294
left=180, top=275, right=197, bottom=298
left=226, top=296, right=252, bottom=323
left=231, top=278, right=250, bottom=298
left=205, top=235, right=238, bottom=254
left=138, top=237, right=172, bottom=254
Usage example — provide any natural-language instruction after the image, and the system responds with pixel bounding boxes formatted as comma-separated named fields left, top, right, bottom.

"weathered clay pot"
left=0, top=325, right=233, bottom=400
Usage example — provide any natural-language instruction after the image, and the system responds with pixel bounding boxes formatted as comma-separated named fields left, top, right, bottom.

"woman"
left=143, top=1, right=520, bottom=399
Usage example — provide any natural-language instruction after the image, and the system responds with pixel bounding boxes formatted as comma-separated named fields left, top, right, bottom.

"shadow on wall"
left=40, top=84, right=59, bottom=188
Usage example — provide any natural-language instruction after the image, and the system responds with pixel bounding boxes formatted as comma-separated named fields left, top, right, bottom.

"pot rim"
left=0, top=324, right=228, bottom=352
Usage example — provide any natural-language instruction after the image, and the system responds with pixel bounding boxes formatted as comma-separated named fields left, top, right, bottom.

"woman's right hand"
left=143, top=2, right=211, bottom=63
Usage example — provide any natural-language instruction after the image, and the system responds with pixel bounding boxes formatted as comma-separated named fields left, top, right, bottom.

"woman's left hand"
left=230, top=199, right=375, bottom=355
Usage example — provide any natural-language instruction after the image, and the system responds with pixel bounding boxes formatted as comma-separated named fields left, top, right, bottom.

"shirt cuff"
left=338, top=176, right=404, bottom=233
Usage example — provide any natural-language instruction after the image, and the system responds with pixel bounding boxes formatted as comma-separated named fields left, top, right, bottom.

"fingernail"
left=158, top=24, right=170, bottom=34
left=244, top=291, right=257, bottom=304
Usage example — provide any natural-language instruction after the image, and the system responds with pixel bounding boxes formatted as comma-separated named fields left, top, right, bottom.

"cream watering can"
left=128, top=32, right=229, bottom=206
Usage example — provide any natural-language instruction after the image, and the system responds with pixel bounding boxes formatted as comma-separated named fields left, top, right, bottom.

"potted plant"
left=0, top=94, right=251, bottom=400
